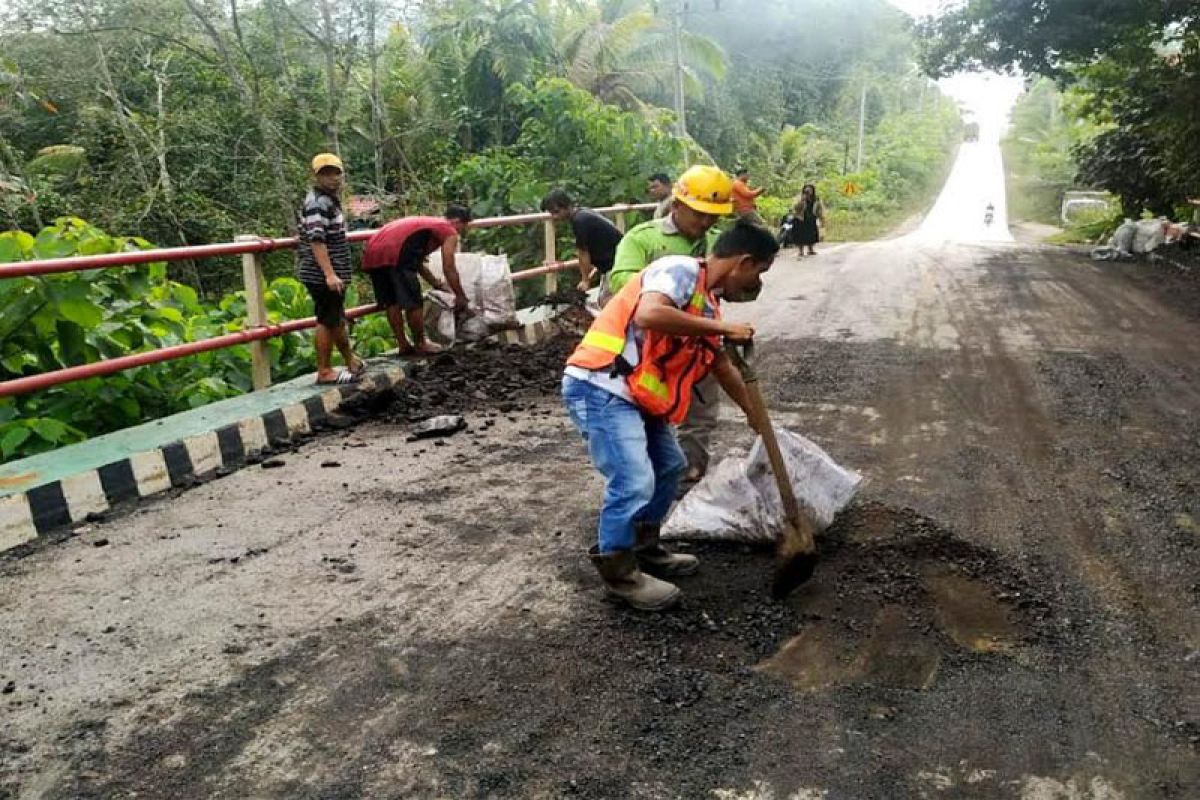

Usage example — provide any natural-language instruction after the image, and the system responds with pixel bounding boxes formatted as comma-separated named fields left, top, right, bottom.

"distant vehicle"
left=1061, top=191, right=1113, bottom=225
left=964, top=122, right=980, bottom=142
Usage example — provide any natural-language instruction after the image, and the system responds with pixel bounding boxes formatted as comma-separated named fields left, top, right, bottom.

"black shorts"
left=369, top=265, right=423, bottom=310
left=304, top=281, right=347, bottom=328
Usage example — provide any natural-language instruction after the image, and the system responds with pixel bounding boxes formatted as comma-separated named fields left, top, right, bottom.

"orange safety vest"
left=568, top=265, right=721, bottom=424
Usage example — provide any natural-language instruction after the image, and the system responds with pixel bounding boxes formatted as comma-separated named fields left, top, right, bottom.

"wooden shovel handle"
left=725, top=342, right=815, bottom=552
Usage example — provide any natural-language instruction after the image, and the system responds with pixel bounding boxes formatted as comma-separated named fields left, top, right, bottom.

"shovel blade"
left=772, top=520, right=818, bottom=599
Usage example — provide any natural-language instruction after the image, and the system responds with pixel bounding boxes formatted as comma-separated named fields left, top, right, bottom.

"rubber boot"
left=634, top=522, right=700, bottom=577
left=588, top=547, right=680, bottom=611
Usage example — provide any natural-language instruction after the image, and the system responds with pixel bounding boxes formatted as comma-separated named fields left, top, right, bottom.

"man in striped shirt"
left=297, top=153, right=363, bottom=385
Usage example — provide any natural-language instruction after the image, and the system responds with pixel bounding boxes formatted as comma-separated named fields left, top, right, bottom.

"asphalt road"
left=3, top=232, right=1199, bottom=799
left=3, top=140, right=1200, bottom=798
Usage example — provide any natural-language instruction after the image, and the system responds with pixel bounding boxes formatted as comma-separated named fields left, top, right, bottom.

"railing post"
left=542, top=218, right=558, bottom=295
left=615, top=208, right=627, bottom=233
left=236, top=235, right=272, bottom=391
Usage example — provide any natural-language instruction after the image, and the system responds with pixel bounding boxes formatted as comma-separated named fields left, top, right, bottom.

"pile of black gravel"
left=341, top=336, right=579, bottom=424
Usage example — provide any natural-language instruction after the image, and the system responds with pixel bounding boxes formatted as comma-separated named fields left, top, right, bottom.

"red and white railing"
left=0, top=203, right=654, bottom=398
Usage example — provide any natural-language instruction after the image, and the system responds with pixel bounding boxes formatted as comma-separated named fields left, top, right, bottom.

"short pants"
left=369, top=265, right=422, bottom=310
left=304, top=281, right=347, bottom=328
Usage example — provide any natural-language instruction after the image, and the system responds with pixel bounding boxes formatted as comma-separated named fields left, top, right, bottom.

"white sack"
left=477, top=254, right=518, bottom=327
left=1132, top=218, right=1167, bottom=254
left=1113, top=220, right=1137, bottom=254
left=662, top=429, right=862, bottom=544
left=424, top=289, right=458, bottom=345
left=427, top=251, right=518, bottom=328
left=458, top=315, right=492, bottom=342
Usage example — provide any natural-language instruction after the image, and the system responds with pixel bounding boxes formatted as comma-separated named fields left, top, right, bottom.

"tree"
left=559, top=0, right=728, bottom=112
left=917, top=0, right=1196, bottom=78
left=424, top=0, right=559, bottom=148
left=919, top=0, right=1200, bottom=213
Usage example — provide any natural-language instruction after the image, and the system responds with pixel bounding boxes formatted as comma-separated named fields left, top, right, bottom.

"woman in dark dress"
left=793, top=184, right=825, bottom=255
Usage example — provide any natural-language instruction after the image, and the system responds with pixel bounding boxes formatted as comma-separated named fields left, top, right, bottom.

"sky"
left=885, top=0, right=1026, bottom=140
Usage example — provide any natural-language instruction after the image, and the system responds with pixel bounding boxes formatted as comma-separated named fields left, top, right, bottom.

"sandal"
left=348, top=359, right=367, bottom=376
left=316, top=369, right=361, bottom=386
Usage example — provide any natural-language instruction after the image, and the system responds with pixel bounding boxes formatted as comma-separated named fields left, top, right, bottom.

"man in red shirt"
left=362, top=206, right=472, bottom=355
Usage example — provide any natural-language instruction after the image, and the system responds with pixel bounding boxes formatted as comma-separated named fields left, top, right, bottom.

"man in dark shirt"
left=297, top=153, right=363, bottom=385
left=541, top=189, right=624, bottom=306
left=648, top=172, right=673, bottom=219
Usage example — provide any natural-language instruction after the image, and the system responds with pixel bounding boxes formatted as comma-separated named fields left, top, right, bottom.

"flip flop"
left=348, top=359, right=368, bottom=376
left=316, top=370, right=361, bottom=386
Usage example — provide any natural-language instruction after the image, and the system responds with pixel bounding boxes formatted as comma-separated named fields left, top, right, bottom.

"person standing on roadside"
left=297, top=153, right=365, bottom=385
left=793, top=184, right=825, bottom=256
left=608, top=165, right=734, bottom=492
left=362, top=206, right=473, bottom=356
left=540, top=189, right=624, bottom=306
left=648, top=173, right=674, bottom=219
left=731, top=167, right=766, bottom=227
left=562, top=220, right=779, bottom=611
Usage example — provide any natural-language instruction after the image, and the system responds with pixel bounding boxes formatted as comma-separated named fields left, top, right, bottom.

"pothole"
left=923, top=567, right=1019, bottom=653
left=750, top=501, right=1046, bottom=692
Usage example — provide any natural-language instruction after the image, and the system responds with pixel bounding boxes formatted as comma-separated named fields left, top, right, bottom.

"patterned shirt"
left=564, top=255, right=717, bottom=401
left=296, top=188, right=351, bottom=284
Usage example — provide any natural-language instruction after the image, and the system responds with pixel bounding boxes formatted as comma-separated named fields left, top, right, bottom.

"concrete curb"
left=1, top=319, right=559, bottom=555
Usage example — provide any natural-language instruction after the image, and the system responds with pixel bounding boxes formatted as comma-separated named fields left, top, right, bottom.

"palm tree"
left=559, top=0, right=728, bottom=113
left=425, top=0, right=559, bottom=146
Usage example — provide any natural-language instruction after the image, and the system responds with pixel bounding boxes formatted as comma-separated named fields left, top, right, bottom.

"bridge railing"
left=0, top=203, right=654, bottom=398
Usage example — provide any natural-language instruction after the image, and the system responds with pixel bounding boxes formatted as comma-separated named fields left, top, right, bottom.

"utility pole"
left=855, top=81, right=867, bottom=172
left=672, top=0, right=688, bottom=144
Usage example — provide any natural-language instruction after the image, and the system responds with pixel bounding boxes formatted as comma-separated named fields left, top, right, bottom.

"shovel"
left=724, top=340, right=819, bottom=598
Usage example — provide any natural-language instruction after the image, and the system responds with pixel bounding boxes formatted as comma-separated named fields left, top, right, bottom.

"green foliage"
left=449, top=78, right=684, bottom=212
left=426, top=0, right=561, bottom=148
left=0, top=218, right=392, bottom=463
left=1001, top=79, right=1103, bottom=226
left=746, top=99, right=961, bottom=240
left=446, top=77, right=685, bottom=263
left=560, top=0, right=728, bottom=110
left=916, top=0, right=1186, bottom=78
left=1045, top=210, right=1125, bottom=246
left=1069, top=44, right=1199, bottom=216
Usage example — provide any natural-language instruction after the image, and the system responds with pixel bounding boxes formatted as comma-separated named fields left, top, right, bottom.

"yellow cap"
left=311, top=153, right=344, bottom=173
left=672, top=165, right=734, bottom=215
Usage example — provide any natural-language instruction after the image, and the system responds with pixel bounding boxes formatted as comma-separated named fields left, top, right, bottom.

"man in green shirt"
left=608, top=165, right=731, bottom=294
left=608, top=165, right=735, bottom=490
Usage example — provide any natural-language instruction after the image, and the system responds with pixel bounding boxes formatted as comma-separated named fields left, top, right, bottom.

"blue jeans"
left=562, top=375, right=687, bottom=553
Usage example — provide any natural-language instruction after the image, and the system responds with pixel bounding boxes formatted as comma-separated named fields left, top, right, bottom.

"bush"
left=0, top=217, right=394, bottom=462
left=446, top=78, right=684, bottom=267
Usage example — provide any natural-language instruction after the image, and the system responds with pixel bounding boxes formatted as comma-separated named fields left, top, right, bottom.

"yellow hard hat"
left=311, top=152, right=344, bottom=173
left=672, top=165, right=734, bottom=215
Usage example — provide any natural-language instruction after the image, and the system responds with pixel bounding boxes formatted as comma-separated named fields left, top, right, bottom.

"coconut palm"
left=425, top=0, right=559, bottom=146
left=559, top=0, right=728, bottom=112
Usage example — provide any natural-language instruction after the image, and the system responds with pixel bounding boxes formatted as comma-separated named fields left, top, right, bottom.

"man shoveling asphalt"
left=562, top=220, right=780, bottom=610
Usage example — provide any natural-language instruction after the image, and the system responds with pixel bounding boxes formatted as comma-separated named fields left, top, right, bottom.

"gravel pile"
left=341, top=336, right=578, bottom=424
